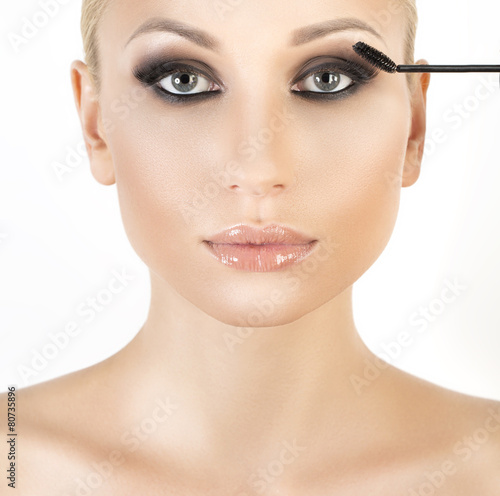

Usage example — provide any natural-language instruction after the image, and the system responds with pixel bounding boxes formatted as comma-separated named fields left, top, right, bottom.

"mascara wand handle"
left=397, top=65, right=500, bottom=73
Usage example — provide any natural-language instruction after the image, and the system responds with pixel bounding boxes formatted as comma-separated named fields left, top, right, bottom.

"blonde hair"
left=81, top=0, right=113, bottom=94
left=401, top=0, right=419, bottom=90
left=402, top=0, right=418, bottom=64
left=81, top=0, right=418, bottom=94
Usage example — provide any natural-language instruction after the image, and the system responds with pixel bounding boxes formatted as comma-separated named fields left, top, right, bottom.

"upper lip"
left=205, top=224, right=316, bottom=245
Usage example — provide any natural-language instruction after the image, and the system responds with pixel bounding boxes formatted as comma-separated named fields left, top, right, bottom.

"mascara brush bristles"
left=353, top=42, right=398, bottom=73
left=353, top=41, right=500, bottom=75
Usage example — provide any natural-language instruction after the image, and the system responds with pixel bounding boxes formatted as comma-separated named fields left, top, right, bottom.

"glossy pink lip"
left=203, top=224, right=318, bottom=272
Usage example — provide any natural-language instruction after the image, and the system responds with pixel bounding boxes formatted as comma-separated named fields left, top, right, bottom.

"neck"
left=104, top=270, right=381, bottom=479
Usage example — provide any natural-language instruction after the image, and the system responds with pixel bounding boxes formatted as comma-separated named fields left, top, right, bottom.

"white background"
left=1, top=1, right=499, bottom=397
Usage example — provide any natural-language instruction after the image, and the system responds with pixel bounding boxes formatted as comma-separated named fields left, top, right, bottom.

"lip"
left=203, top=224, right=318, bottom=272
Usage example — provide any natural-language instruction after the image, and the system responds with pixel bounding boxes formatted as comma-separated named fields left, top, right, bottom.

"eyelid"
left=133, top=58, right=224, bottom=88
left=132, top=54, right=378, bottom=103
left=134, top=55, right=376, bottom=87
left=290, top=56, right=378, bottom=86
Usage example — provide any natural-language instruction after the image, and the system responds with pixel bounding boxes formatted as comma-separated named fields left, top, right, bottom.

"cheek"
left=103, top=98, right=216, bottom=277
left=292, top=90, right=410, bottom=271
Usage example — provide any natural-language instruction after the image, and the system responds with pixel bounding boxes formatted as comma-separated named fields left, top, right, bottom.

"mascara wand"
left=353, top=41, right=500, bottom=73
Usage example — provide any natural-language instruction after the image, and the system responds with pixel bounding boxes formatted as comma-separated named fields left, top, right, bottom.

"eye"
left=132, top=60, right=223, bottom=102
left=158, top=70, right=220, bottom=95
left=291, top=70, right=354, bottom=94
left=289, top=57, right=378, bottom=99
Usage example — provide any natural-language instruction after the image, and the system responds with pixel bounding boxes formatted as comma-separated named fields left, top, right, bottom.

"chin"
left=176, top=272, right=346, bottom=329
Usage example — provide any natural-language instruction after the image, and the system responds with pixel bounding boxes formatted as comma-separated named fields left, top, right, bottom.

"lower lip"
left=203, top=241, right=318, bottom=272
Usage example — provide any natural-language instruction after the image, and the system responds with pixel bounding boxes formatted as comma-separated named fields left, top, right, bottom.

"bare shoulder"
left=0, top=360, right=182, bottom=495
left=400, top=374, right=500, bottom=494
left=444, top=392, right=500, bottom=487
left=0, top=367, right=125, bottom=495
left=0, top=380, right=83, bottom=495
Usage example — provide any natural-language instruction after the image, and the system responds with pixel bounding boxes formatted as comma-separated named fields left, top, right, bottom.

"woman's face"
left=84, top=0, right=427, bottom=327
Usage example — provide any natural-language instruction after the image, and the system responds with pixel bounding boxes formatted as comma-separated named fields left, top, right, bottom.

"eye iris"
left=172, top=72, right=198, bottom=93
left=313, top=71, right=340, bottom=92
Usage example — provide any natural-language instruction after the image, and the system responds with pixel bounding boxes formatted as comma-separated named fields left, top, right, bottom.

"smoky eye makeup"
left=133, top=57, right=224, bottom=105
left=132, top=51, right=380, bottom=105
left=289, top=55, right=380, bottom=101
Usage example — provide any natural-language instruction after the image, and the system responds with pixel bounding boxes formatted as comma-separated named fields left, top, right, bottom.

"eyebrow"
left=124, top=17, right=222, bottom=51
left=290, top=18, right=384, bottom=46
left=124, top=16, right=383, bottom=51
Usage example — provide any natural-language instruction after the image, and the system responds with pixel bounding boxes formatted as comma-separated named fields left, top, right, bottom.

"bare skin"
left=1, top=0, right=499, bottom=494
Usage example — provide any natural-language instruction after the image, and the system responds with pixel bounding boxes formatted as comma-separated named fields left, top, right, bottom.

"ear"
left=402, top=60, right=431, bottom=188
left=70, top=60, right=115, bottom=186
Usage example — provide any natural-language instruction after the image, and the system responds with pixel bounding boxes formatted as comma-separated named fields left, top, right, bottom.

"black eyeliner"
left=290, top=56, right=379, bottom=101
left=292, top=56, right=379, bottom=86
left=133, top=58, right=220, bottom=85
left=132, top=54, right=379, bottom=104
left=133, top=58, right=223, bottom=104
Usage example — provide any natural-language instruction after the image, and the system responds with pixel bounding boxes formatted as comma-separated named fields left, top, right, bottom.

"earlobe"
left=70, top=60, right=115, bottom=186
left=402, top=62, right=431, bottom=188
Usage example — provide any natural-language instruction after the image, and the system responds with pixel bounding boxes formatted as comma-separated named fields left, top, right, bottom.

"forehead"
left=100, top=0, right=407, bottom=62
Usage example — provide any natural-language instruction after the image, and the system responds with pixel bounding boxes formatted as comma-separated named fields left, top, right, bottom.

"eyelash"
left=132, top=57, right=378, bottom=105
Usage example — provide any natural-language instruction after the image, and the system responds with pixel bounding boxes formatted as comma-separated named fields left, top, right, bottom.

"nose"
left=226, top=94, right=296, bottom=197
